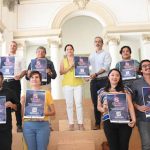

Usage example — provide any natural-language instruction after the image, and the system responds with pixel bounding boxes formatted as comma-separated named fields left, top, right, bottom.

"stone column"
left=140, top=34, right=150, bottom=60
left=48, top=37, right=63, bottom=99
left=1, top=29, right=13, bottom=55
left=107, top=35, right=120, bottom=68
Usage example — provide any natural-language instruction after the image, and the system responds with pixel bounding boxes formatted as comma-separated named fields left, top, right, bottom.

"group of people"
left=60, top=37, right=150, bottom=150
left=0, top=37, right=149, bottom=150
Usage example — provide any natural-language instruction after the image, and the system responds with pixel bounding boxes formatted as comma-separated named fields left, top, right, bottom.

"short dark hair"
left=64, top=44, right=74, bottom=51
left=36, top=46, right=46, bottom=54
left=0, top=72, right=3, bottom=79
left=120, top=46, right=132, bottom=54
left=95, top=36, right=103, bottom=43
left=29, top=71, right=42, bottom=82
left=11, top=41, right=18, bottom=47
left=139, top=59, right=150, bottom=72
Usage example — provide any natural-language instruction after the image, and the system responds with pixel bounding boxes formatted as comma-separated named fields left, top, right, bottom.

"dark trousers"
left=3, top=80, right=22, bottom=126
left=90, top=77, right=107, bottom=125
left=0, top=129, right=12, bottom=150
left=104, top=120, right=132, bottom=150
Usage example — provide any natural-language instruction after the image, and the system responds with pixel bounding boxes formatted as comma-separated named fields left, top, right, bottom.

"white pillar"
left=140, top=34, right=150, bottom=60
left=49, top=37, right=63, bottom=99
left=15, top=40, right=28, bottom=94
left=1, top=29, right=13, bottom=55
left=107, top=35, right=120, bottom=68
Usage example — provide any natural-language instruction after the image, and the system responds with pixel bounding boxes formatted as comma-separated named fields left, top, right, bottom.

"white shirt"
left=89, top=49, right=112, bottom=77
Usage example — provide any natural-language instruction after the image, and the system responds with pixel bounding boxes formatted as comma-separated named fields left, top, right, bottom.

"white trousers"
left=63, top=85, right=83, bottom=124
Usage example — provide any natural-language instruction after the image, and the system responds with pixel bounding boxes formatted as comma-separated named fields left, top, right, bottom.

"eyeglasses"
left=142, top=64, right=150, bottom=68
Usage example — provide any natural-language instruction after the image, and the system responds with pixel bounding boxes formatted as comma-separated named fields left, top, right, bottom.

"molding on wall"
left=13, top=28, right=61, bottom=39
left=0, top=21, right=6, bottom=32
left=51, top=1, right=116, bottom=29
left=103, top=24, right=150, bottom=35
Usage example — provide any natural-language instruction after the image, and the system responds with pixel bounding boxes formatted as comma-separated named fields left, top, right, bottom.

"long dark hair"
left=104, top=68, right=124, bottom=92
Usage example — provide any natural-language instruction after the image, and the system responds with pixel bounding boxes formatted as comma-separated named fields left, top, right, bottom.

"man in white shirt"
left=89, top=36, right=112, bottom=130
left=3, top=41, right=26, bottom=132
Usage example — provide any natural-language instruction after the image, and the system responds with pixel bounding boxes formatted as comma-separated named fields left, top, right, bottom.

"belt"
left=95, top=76, right=107, bottom=81
left=41, top=82, right=50, bottom=85
left=4, top=79, right=15, bottom=82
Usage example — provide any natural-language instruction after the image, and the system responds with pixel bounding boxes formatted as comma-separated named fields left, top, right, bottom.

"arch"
left=51, top=1, right=116, bottom=29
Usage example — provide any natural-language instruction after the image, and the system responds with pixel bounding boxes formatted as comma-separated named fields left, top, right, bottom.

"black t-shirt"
left=0, top=87, right=19, bottom=130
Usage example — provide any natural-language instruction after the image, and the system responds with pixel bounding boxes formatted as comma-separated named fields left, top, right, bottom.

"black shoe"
left=93, top=125, right=100, bottom=130
left=17, top=125, right=23, bottom=132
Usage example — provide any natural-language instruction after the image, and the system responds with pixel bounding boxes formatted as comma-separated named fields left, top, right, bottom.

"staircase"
left=12, top=100, right=141, bottom=150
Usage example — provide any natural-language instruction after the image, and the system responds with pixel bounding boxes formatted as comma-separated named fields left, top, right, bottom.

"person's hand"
left=27, top=70, right=31, bottom=78
left=90, top=73, right=97, bottom=79
left=128, top=120, right=136, bottom=128
left=136, top=104, right=150, bottom=112
left=70, top=63, right=74, bottom=69
left=46, top=68, right=52, bottom=76
left=14, top=75, right=21, bottom=80
left=5, top=101, right=14, bottom=109
left=84, top=77, right=90, bottom=82
left=103, top=100, right=108, bottom=112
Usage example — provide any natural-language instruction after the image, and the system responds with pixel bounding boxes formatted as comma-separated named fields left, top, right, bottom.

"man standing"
left=26, top=46, right=57, bottom=131
left=0, top=71, right=19, bottom=150
left=132, top=59, right=150, bottom=150
left=26, top=46, right=57, bottom=90
left=89, top=36, right=112, bottom=130
left=3, top=41, right=26, bottom=132
left=115, top=45, right=140, bottom=88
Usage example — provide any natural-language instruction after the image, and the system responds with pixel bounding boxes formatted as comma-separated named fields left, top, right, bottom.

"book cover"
left=119, top=60, right=136, bottom=80
left=74, top=55, right=90, bottom=77
left=142, top=87, right=150, bottom=118
left=0, top=56, right=15, bottom=78
left=31, top=58, right=47, bottom=82
left=0, top=96, right=6, bottom=124
left=107, top=93, right=130, bottom=123
left=24, top=90, right=45, bottom=119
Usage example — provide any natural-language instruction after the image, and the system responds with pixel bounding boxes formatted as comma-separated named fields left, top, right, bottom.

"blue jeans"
left=23, top=121, right=50, bottom=150
left=137, top=121, right=150, bottom=150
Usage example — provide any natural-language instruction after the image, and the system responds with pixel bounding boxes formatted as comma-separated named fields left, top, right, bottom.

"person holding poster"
left=89, top=36, right=112, bottom=130
left=60, top=44, right=84, bottom=131
left=0, top=72, right=19, bottom=150
left=26, top=46, right=57, bottom=91
left=115, top=46, right=140, bottom=88
left=131, top=59, right=150, bottom=150
left=97, top=69, right=136, bottom=150
left=21, top=71, right=55, bottom=150
left=3, top=41, right=27, bottom=132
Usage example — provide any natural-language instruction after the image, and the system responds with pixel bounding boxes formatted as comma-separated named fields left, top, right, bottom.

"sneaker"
left=78, top=124, right=85, bottom=131
left=93, top=125, right=100, bottom=130
left=69, top=124, right=74, bottom=131
left=17, top=125, right=23, bottom=132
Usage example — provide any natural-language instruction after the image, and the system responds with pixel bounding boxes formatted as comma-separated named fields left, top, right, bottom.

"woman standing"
left=97, top=69, right=136, bottom=150
left=21, top=71, right=55, bottom=150
left=60, top=44, right=84, bottom=131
